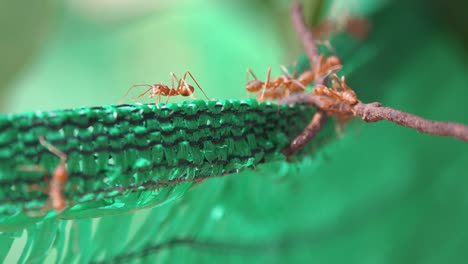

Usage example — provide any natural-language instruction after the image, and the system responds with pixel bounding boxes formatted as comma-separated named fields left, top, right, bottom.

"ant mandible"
left=120, top=71, right=210, bottom=105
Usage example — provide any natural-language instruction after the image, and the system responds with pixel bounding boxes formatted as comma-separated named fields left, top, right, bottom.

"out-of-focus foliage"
left=1, top=0, right=468, bottom=263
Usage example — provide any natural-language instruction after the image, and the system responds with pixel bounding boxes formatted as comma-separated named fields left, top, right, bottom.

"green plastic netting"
left=0, top=100, right=330, bottom=230
left=0, top=98, right=335, bottom=263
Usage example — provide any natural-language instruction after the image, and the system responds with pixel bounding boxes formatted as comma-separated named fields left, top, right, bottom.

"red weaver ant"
left=246, top=54, right=342, bottom=101
left=120, top=71, right=210, bottom=105
left=314, top=73, right=357, bottom=105
left=246, top=64, right=306, bottom=102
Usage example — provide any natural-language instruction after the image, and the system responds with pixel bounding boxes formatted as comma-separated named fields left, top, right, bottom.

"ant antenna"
left=39, top=135, right=67, bottom=162
left=120, top=84, right=152, bottom=104
left=246, top=68, right=258, bottom=82
left=260, top=67, right=272, bottom=101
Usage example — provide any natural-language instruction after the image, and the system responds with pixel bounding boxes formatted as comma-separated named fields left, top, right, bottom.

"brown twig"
left=282, top=92, right=468, bottom=142
left=291, top=2, right=319, bottom=73
left=354, top=102, right=468, bottom=141
left=283, top=1, right=468, bottom=158
left=283, top=110, right=328, bottom=157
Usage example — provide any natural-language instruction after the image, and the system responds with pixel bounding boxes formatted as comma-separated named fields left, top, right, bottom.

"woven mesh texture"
left=0, top=99, right=318, bottom=230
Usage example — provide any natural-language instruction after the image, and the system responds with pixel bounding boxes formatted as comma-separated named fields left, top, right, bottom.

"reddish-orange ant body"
left=314, top=73, right=357, bottom=105
left=246, top=54, right=342, bottom=101
left=246, top=65, right=305, bottom=101
left=120, top=71, right=210, bottom=105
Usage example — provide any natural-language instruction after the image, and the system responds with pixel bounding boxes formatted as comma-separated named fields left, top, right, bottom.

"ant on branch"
left=246, top=64, right=306, bottom=102
left=313, top=73, right=358, bottom=127
left=120, top=71, right=211, bottom=105
left=314, top=73, right=358, bottom=105
left=18, top=135, right=69, bottom=213
left=246, top=54, right=342, bottom=102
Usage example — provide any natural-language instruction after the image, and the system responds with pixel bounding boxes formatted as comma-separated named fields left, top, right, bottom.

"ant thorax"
left=342, top=90, right=358, bottom=105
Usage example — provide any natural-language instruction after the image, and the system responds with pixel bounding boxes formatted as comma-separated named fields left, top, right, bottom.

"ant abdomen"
left=297, top=71, right=315, bottom=86
left=178, top=85, right=194, bottom=96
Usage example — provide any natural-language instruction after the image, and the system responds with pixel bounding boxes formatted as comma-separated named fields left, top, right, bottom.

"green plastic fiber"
left=0, top=99, right=325, bottom=230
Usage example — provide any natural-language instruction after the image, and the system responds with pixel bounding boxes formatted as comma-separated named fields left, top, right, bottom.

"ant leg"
left=280, top=65, right=307, bottom=91
left=182, top=71, right=211, bottom=100
left=280, top=65, right=293, bottom=78
left=260, top=67, right=272, bottom=101
left=168, top=72, right=180, bottom=103
left=131, top=87, right=153, bottom=101
left=246, top=69, right=257, bottom=98
left=315, top=54, right=325, bottom=71
left=246, top=68, right=258, bottom=98
left=340, top=76, right=352, bottom=90
left=330, top=74, right=343, bottom=91
left=316, top=40, right=337, bottom=54
left=17, top=164, right=50, bottom=186
left=177, top=72, right=197, bottom=100
left=119, top=84, right=152, bottom=104
left=39, top=135, right=67, bottom=163
left=291, top=79, right=307, bottom=91
left=246, top=68, right=259, bottom=82
left=292, top=61, right=298, bottom=78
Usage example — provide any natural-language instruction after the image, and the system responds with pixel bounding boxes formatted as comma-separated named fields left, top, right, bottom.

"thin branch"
left=281, top=92, right=468, bottom=142
left=354, top=102, right=468, bottom=141
left=291, top=2, right=319, bottom=70
left=282, top=2, right=329, bottom=157
left=283, top=111, right=328, bottom=157
left=285, top=1, right=468, bottom=144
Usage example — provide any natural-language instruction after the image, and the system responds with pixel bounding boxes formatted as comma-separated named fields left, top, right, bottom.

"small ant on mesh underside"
left=19, top=136, right=68, bottom=213
left=120, top=71, right=210, bottom=106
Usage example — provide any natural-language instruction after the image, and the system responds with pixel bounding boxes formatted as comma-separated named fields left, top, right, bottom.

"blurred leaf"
left=0, top=0, right=54, bottom=111
left=2, top=0, right=468, bottom=263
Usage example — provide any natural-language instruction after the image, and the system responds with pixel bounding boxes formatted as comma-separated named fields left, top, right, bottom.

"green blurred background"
left=1, top=0, right=468, bottom=263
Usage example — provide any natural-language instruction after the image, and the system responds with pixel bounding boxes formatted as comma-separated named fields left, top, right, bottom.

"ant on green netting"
left=18, top=135, right=68, bottom=213
left=246, top=54, right=342, bottom=102
left=120, top=71, right=211, bottom=106
left=246, top=63, right=306, bottom=101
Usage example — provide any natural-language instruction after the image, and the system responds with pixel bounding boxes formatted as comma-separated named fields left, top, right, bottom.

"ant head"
left=151, top=83, right=170, bottom=96
left=246, top=80, right=263, bottom=92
